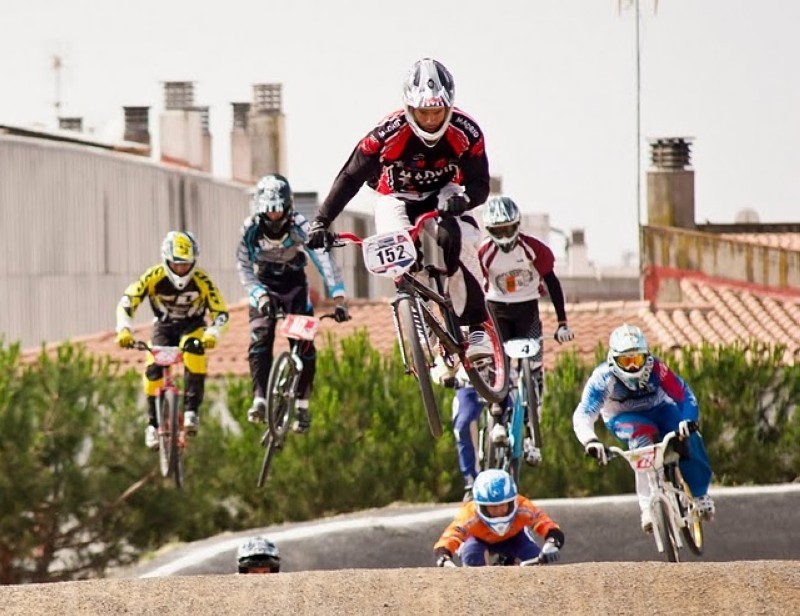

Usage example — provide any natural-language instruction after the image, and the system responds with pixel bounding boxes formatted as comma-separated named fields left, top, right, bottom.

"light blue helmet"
left=472, top=469, right=518, bottom=536
left=607, top=324, right=653, bottom=390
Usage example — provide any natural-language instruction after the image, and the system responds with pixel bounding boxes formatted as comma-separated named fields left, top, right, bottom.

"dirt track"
left=2, top=561, right=799, bottom=615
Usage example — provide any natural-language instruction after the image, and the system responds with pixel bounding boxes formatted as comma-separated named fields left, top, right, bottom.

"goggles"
left=487, top=223, right=518, bottom=239
left=614, top=353, right=647, bottom=372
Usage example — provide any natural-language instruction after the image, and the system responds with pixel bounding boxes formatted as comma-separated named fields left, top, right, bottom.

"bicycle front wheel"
left=397, top=297, right=442, bottom=438
left=267, top=351, right=297, bottom=439
left=168, top=391, right=184, bottom=489
left=257, top=427, right=279, bottom=488
left=667, top=464, right=704, bottom=556
left=156, top=393, right=171, bottom=478
left=465, top=311, right=508, bottom=404
left=522, top=361, right=543, bottom=452
left=654, top=500, right=680, bottom=563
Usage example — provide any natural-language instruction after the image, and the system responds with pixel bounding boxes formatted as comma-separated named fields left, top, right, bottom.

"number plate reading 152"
left=362, top=230, right=417, bottom=277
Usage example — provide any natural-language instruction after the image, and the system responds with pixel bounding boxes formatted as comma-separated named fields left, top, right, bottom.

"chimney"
left=123, top=106, right=150, bottom=145
left=248, top=83, right=287, bottom=179
left=58, top=117, right=83, bottom=132
left=646, top=137, right=695, bottom=229
left=231, top=102, right=252, bottom=183
left=160, top=81, right=211, bottom=172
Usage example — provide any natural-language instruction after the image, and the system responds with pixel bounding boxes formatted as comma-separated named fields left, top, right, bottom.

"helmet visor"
left=478, top=502, right=513, bottom=519
left=614, top=353, right=647, bottom=372
left=487, top=223, right=518, bottom=240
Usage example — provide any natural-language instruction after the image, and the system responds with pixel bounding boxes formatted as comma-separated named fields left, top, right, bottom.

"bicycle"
left=332, top=210, right=508, bottom=438
left=478, top=336, right=544, bottom=483
left=604, top=427, right=705, bottom=562
left=256, top=310, right=336, bottom=487
left=440, top=553, right=544, bottom=567
left=132, top=340, right=194, bottom=489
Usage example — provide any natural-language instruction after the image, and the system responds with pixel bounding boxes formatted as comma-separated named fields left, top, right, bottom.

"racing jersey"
left=572, top=358, right=700, bottom=446
left=116, top=265, right=229, bottom=337
left=237, top=211, right=345, bottom=307
left=433, top=495, right=561, bottom=555
left=478, top=233, right=556, bottom=303
left=317, top=108, right=490, bottom=223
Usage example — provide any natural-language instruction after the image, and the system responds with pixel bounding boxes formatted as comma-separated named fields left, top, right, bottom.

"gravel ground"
left=1, top=561, right=799, bottom=615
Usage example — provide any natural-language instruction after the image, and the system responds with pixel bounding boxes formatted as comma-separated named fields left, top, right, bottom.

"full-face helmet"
left=472, top=469, right=519, bottom=536
left=161, top=231, right=199, bottom=290
left=237, top=536, right=280, bottom=574
left=607, top=324, right=653, bottom=390
left=483, top=196, right=521, bottom=252
left=402, top=58, right=455, bottom=147
left=252, top=174, right=294, bottom=238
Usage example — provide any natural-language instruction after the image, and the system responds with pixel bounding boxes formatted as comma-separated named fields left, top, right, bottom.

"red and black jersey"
left=318, top=108, right=490, bottom=223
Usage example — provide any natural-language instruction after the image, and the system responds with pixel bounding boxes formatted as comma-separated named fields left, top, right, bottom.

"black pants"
left=488, top=299, right=543, bottom=364
left=248, top=286, right=316, bottom=400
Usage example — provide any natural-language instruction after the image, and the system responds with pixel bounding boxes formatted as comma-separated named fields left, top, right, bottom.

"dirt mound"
left=2, top=561, right=798, bottom=615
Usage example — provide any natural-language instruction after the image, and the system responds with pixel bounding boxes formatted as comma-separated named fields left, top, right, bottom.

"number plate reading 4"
left=280, top=314, right=320, bottom=341
left=503, top=337, right=541, bottom=359
left=362, top=230, right=417, bottom=277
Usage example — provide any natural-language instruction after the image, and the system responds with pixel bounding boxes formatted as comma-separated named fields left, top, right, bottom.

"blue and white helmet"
left=607, top=324, right=653, bottom=390
left=402, top=58, right=455, bottom=146
left=472, top=469, right=519, bottom=536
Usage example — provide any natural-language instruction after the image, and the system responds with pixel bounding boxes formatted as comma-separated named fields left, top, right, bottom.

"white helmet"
left=237, top=536, right=280, bottom=573
left=483, top=196, right=521, bottom=252
left=607, top=324, right=653, bottom=390
left=161, top=231, right=199, bottom=290
left=402, top=58, right=455, bottom=146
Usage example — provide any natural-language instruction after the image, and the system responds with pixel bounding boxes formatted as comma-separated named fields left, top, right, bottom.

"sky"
left=2, top=0, right=798, bottom=266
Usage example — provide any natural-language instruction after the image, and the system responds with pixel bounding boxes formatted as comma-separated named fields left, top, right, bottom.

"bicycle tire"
left=667, top=464, right=704, bottom=555
left=267, top=351, right=297, bottom=439
left=655, top=499, right=680, bottom=562
left=168, top=389, right=184, bottom=489
left=156, top=392, right=171, bottom=478
left=523, top=361, right=543, bottom=451
left=257, top=428, right=279, bottom=488
left=465, top=311, right=508, bottom=404
left=397, top=297, right=442, bottom=438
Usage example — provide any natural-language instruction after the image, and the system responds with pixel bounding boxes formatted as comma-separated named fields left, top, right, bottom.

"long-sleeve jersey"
left=572, top=357, right=700, bottom=446
left=317, top=108, right=490, bottom=224
left=478, top=233, right=567, bottom=321
left=433, top=495, right=561, bottom=556
left=237, top=212, right=345, bottom=307
left=116, top=265, right=229, bottom=338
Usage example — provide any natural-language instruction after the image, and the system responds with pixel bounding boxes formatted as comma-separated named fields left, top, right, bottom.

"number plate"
left=362, top=230, right=417, bottom=277
left=280, top=314, right=320, bottom=341
left=150, top=346, right=183, bottom=366
left=503, top=337, right=541, bottom=359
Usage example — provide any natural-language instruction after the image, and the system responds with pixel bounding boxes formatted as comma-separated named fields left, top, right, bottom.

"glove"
left=116, top=328, right=134, bottom=349
left=434, top=547, right=455, bottom=568
left=201, top=330, right=217, bottom=349
left=554, top=322, right=574, bottom=344
left=678, top=420, right=698, bottom=439
left=307, top=218, right=331, bottom=250
left=257, top=294, right=275, bottom=319
left=437, top=194, right=469, bottom=218
left=584, top=439, right=608, bottom=466
left=334, top=302, right=351, bottom=323
left=539, top=539, right=561, bottom=564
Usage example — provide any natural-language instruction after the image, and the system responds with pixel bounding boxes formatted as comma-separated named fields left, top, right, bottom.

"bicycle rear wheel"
left=168, top=391, right=184, bottom=489
left=257, top=427, right=279, bottom=488
left=397, top=297, right=442, bottom=438
left=667, top=464, right=704, bottom=556
left=267, top=351, right=297, bottom=440
left=465, top=311, right=508, bottom=404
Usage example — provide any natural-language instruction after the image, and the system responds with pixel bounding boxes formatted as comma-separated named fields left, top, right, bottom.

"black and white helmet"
left=237, top=536, right=280, bottom=573
left=483, top=196, right=521, bottom=252
left=402, top=58, right=455, bottom=146
left=161, top=231, right=199, bottom=290
left=252, top=174, right=294, bottom=238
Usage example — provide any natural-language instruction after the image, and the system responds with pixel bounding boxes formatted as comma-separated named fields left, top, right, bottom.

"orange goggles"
left=614, top=353, right=647, bottom=372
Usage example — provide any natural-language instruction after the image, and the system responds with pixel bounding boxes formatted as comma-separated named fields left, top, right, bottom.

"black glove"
left=584, top=439, right=608, bottom=465
left=434, top=547, right=453, bottom=568
left=307, top=218, right=332, bottom=251
left=437, top=194, right=469, bottom=218
left=334, top=302, right=351, bottom=323
left=678, top=420, right=698, bottom=439
left=257, top=294, right=275, bottom=319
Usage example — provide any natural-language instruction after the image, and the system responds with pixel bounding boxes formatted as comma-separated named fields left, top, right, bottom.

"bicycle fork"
left=648, top=474, right=684, bottom=553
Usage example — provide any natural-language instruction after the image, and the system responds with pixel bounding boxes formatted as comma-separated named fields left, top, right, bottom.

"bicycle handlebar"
left=605, top=424, right=698, bottom=462
left=331, top=210, right=439, bottom=247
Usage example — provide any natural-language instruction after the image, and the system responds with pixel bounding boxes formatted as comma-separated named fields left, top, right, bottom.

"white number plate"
left=280, top=314, right=320, bottom=341
left=362, top=230, right=417, bottom=277
left=503, top=337, right=541, bottom=359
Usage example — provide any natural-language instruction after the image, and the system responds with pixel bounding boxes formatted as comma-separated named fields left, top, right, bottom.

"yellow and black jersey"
left=116, top=264, right=229, bottom=334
